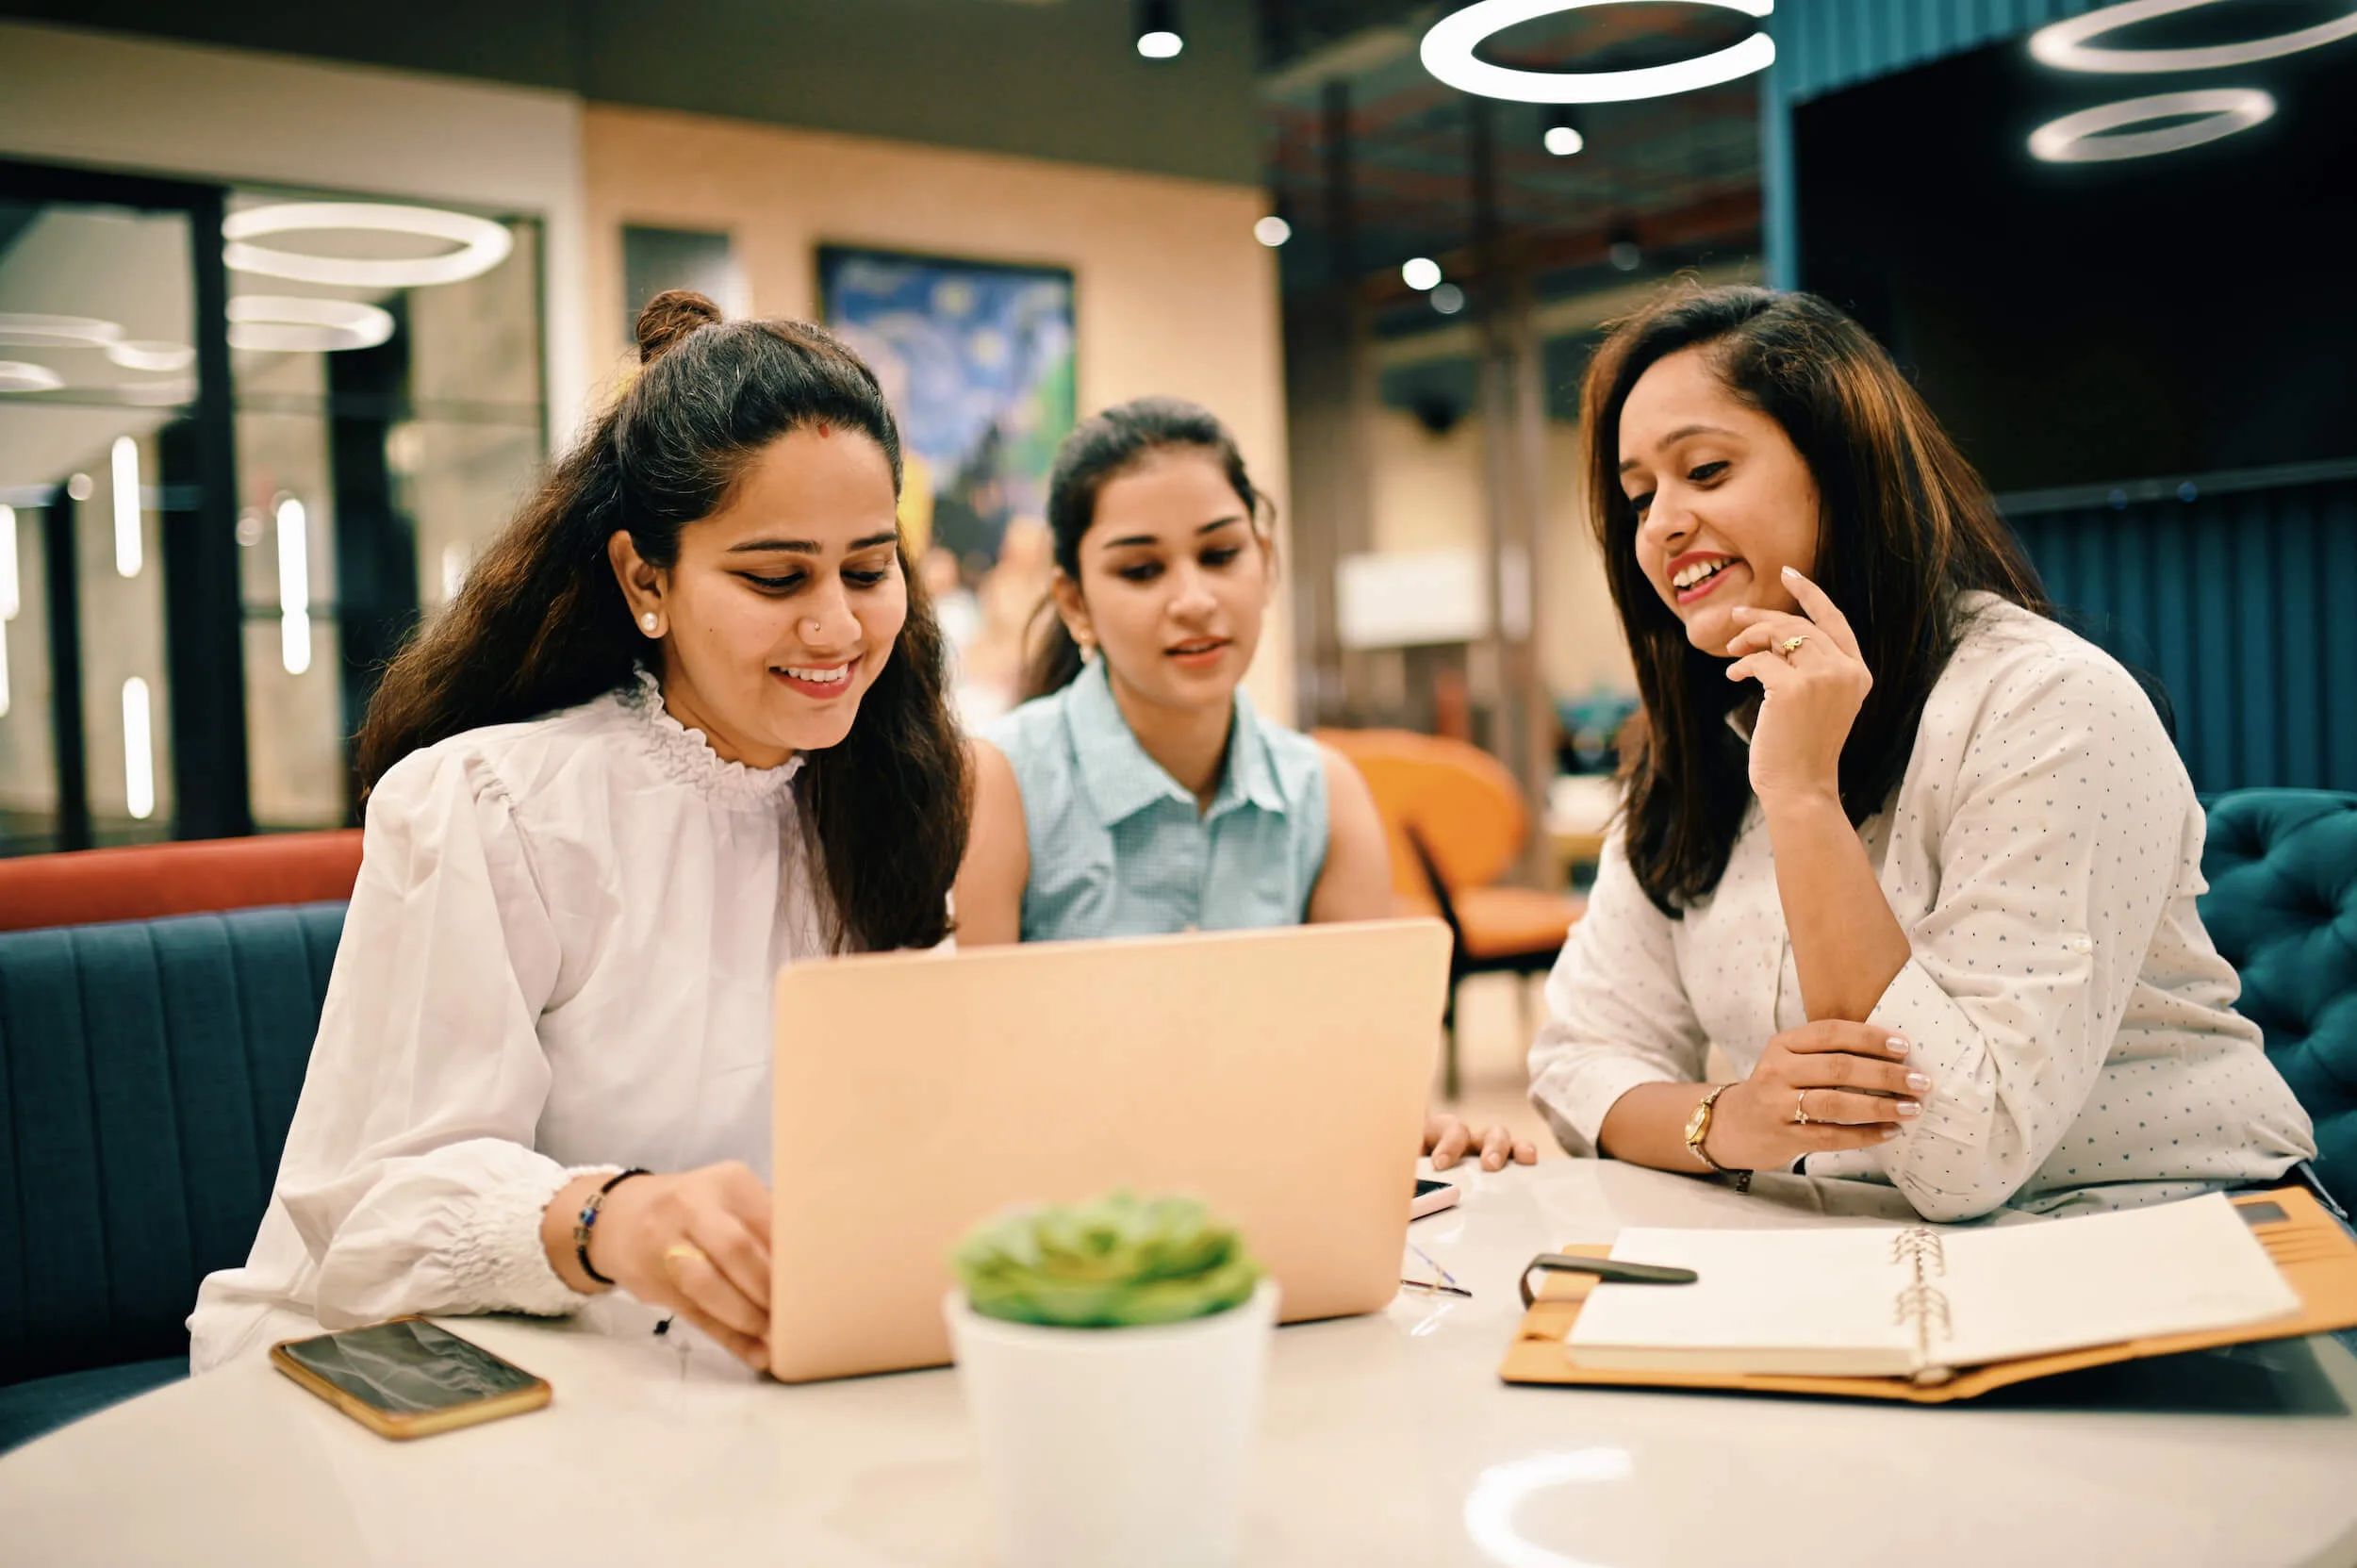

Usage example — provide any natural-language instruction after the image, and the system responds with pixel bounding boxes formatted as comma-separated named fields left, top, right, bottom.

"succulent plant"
left=953, top=1193, right=1264, bottom=1329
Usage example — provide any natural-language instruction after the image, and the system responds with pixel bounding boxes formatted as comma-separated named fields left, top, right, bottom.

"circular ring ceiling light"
left=227, top=295, right=399, bottom=354
left=1421, top=0, right=1774, bottom=104
left=2030, top=0, right=2357, bottom=74
left=0, top=361, right=65, bottom=393
left=0, top=313, right=122, bottom=350
left=2029, top=88, right=2275, bottom=161
left=107, top=340, right=196, bottom=373
left=223, top=203, right=514, bottom=289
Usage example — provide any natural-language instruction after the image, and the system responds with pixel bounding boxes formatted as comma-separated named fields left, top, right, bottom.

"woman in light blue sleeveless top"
left=954, top=397, right=1535, bottom=1170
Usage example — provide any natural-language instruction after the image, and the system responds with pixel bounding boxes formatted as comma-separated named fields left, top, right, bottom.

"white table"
left=6, top=1158, right=2356, bottom=1568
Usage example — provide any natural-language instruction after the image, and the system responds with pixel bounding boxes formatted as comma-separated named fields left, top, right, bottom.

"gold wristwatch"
left=1684, top=1083, right=1737, bottom=1173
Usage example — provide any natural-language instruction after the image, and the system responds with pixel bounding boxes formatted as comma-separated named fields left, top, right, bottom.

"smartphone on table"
left=1411, top=1177, right=1460, bottom=1220
left=271, top=1316, right=551, bottom=1440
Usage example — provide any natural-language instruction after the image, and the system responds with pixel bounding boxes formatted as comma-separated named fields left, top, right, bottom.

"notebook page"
left=1565, top=1226, right=1913, bottom=1368
left=1934, top=1193, right=2301, bottom=1369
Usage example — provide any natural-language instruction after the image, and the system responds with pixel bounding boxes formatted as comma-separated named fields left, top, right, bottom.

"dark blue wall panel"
left=2006, top=476, right=2357, bottom=795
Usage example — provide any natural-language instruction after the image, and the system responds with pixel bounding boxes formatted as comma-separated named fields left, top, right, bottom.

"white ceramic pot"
left=944, top=1279, right=1280, bottom=1568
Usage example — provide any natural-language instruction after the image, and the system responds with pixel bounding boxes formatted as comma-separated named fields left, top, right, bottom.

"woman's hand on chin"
left=585, top=1162, right=775, bottom=1372
left=1723, top=567, right=1873, bottom=806
left=1706, top=1020, right=1928, bottom=1172
left=1426, top=1112, right=1538, bottom=1172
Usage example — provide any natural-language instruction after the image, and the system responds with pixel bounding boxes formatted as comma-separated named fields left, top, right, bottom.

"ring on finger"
left=1776, top=635, right=1808, bottom=660
left=1792, top=1089, right=1811, bottom=1126
left=663, top=1243, right=709, bottom=1276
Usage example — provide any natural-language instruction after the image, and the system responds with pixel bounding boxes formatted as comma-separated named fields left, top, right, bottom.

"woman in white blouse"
left=1530, top=286, right=2315, bottom=1221
left=190, top=291, right=967, bottom=1371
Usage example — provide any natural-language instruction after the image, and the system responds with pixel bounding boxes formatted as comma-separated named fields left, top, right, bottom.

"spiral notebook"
left=1560, top=1192, right=2304, bottom=1382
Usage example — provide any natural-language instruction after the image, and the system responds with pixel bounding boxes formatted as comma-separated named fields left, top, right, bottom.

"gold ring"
left=1792, top=1090, right=1811, bottom=1126
left=1776, top=635, right=1808, bottom=659
left=663, top=1244, right=708, bottom=1274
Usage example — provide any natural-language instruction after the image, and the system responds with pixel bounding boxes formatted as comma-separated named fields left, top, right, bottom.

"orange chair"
left=0, top=831, right=365, bottom=933
left=1315, top=729, right=1585, bottom=1096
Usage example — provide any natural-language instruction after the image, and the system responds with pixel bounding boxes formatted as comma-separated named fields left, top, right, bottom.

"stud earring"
left=639, top=612, right=660, bottom=635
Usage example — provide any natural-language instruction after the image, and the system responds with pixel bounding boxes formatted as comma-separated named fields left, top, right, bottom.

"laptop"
left=766, top=917, right=1452, bottom=1381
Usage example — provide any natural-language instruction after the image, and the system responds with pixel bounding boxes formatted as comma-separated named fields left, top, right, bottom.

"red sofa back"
left=0, top=831, right=364, bottom=933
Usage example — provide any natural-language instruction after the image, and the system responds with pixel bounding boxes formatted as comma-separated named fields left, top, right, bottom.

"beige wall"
left=582, top=105, right=1295, bottom=724
left=1367, top=409, right=1633, bottom=703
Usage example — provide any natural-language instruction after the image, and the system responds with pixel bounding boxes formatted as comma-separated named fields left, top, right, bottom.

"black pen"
left=1519, top=1253, right=1699, bottom=1308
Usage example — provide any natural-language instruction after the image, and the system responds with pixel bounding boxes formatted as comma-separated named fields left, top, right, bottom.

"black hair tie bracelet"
left=573, top=1168, right=651, bottom=1287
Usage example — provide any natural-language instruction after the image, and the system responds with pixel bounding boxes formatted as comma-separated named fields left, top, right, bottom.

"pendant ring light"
left=223, top=203, right=514, bottom=289
left=2028, top=88, right=2275, bottom=162
left=2030, top=0, right=2357, bottom=74
left=1421, top=0, right=1774, bottom=105
left=227, top=296, right=399, bottom=354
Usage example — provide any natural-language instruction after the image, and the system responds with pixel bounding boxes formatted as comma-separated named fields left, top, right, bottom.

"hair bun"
left=635, top=289, right=724, bottom=365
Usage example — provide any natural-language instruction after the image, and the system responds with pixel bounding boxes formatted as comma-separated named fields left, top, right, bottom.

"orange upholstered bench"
left=0, top=831, right=365, bottom=933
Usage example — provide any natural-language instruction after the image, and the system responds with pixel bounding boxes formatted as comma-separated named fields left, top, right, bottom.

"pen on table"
left=1518, top=1253, right=1699, bottom=1308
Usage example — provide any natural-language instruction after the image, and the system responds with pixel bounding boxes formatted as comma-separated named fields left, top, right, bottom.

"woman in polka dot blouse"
left=1527, top=287, right=2314, bottom=1220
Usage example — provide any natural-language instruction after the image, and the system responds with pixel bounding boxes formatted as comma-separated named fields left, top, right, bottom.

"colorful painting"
left=818, top=247, right=1077, bottom=723
left=817, top=246, right=1075, bottom=569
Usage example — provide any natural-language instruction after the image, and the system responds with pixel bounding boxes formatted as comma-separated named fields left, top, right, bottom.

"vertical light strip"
left=0, top=505, right=16, bottom=719
left=112, top=436, right=143, bottom=578
left=123, top=676, right=154, bottom=819
left=0, top=503, right=18, bottom=619
left=277, top=497, right=312, bottom=675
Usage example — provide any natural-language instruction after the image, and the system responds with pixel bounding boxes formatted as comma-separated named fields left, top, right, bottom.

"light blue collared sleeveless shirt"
left=981, top=658, right=1330, bottom=942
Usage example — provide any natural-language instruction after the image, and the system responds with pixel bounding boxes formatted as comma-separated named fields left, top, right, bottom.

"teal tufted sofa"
left=2199, top=790, right=2357, bottom=1209
left=0, top=902, right=343, bottom=1454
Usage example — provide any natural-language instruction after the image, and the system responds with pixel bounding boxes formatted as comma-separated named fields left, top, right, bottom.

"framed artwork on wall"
left=816, top=245, right=1075, bottom=725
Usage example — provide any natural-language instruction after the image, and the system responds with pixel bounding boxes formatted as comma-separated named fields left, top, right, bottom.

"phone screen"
left=276, top=1319, right=540, bottom=1415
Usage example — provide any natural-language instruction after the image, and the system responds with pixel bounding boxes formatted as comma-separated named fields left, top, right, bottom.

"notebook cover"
left=1498, top=1186, right=2357, bottom=1404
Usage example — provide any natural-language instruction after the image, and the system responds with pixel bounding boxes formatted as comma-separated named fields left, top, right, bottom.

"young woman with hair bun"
left=954, top=396, right=1537, bottom=1172
left=191, top=290, right=967, bottom=1373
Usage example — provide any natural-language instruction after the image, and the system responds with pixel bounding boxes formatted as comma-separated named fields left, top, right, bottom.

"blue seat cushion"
left=0, top=1355, right=184, bottom=1455
left=2200, top=791, right=2357, bottom=1207
left=0, top=902, right=343, bottom=1389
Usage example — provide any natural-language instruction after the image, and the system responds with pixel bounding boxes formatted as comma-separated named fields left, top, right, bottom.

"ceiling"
left=1258, top=0, right=1764, bottom=340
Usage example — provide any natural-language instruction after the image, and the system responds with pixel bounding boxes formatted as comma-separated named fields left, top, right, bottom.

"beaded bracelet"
left=573, top=1167, right=650, bottom=1287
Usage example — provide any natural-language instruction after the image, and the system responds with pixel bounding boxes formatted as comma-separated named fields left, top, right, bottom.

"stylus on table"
left=1517, top=1253, right=1699, bottom=1308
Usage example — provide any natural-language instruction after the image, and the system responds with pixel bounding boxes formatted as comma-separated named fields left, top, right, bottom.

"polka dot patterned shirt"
left=1528, top=594, right=2316, bottom=1221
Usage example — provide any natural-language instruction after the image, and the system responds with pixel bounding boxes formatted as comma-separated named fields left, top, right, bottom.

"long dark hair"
left=1021, top=396, right=1269, bottom=700
left=356, top=289, right=966, bottom=951
left=1583, top=285, right=2048, bottom=915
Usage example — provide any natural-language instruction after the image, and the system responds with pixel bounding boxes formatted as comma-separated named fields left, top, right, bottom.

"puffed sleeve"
left=264, top=744, right=601, bottom=1328
left=1527, top=833, right=1708, bottom=1156
left=1862, top=648, right=2191, bottom=1221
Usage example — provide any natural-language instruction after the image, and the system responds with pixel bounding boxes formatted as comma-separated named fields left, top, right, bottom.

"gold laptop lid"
left=767, top=918, right=1451, bottom=1381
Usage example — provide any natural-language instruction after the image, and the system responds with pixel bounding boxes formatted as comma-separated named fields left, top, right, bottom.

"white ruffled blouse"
left=190, top=673, right=829, bottom=1369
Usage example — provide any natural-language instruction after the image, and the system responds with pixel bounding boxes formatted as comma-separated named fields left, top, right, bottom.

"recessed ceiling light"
left=2029, top=89, right=2275, bottom=162
left=1544, top=124, right=1586, bottom=155
left=1137, top=30, right=1182, bottom=58
left=223, top=202, right=513, bottom=289
left=228, top=295, right=398, bottom=353
left=1422, top=0, right=1774, bottom=104
left=1254, top=215, right=1292, bottom=247
left=1430, top=283, right=1467, bottom=315
left=0, top=361, right=64, bottom=393
left=2030, top=0, right=2357, bottom=74
left=1402, top=257, right=1443, bottom=290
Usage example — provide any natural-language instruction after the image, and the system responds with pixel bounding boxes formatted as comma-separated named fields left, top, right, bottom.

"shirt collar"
left=1063, top=658, right=1289, bottom=826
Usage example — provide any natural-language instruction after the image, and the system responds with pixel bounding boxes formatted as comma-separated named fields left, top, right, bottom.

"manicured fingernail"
left=1885, top=1036, right=1910, bottom=1056
left=1906, top=1072, right=1932, bottom=1093
left=1783, top=565, right=1802, bottom=580
left=1879, top=1127, right=1901, bottom=1140
left=1897, top=1100, right=1922, bottom=1117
